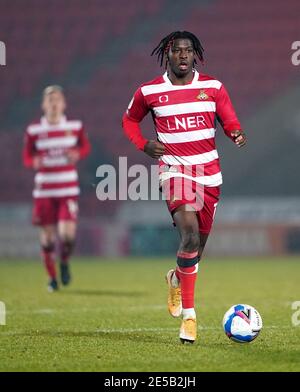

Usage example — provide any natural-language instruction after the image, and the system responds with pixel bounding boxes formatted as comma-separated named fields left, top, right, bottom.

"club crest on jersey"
left=196, top=90, right=209, bottom=100
left=170, top=195, right=180, bottom=204
left=65, top=130, right=73, bottom=137
left=168, top=166, right=178, bottom=173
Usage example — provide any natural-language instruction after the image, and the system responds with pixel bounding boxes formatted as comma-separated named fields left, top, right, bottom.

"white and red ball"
left=223, top=304, right=263, bottom=343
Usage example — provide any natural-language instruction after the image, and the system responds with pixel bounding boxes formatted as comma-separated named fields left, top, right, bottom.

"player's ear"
left=165, top=55, right=169, bottom=69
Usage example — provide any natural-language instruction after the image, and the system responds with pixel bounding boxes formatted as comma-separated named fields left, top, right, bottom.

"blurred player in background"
left=23, top=85, right=90, bottom=292
left=123, top=31, right=246, bottom=343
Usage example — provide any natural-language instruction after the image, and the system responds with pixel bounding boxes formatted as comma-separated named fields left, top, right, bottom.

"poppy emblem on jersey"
left=159, top=95, right=169, bottom=103
left=196, top=90, right=209, bottom=100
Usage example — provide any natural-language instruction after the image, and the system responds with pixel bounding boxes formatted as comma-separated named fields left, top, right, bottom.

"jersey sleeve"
left=122, top=86, right=150, bottom=151
left=216, top=84, right=242, bottom=140
left=125, top=87, right=149, bottom=122
left=22, top=128, right=36, bottom=168
left=76, top=125, right=91, bottom=159
left=122, top=114, right=148, bottom=151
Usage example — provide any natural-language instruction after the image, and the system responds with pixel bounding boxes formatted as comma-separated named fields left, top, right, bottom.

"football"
left=223, top=304, right=263, bottom=343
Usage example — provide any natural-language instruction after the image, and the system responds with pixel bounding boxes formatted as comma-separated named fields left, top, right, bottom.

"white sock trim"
left=177, top=263, right=199, bottom=275
left=182, top=308, right=196, bottom=320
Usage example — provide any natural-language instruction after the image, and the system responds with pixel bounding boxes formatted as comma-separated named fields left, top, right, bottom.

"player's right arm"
left=66, top=124, right=91, bottom=164
left=23, top=128, right=42, bottom=170
left=122, top=87, right=165, bottom=159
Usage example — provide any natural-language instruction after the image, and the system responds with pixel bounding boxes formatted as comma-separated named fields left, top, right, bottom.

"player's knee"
left=59, top=232, right=75, bottom=243
left=60, top=239, right=75, bottom=255
left=41, top=242, right=55, bottom=253
left=40, top=229, right=56, bottom=248
left=180, top=232, right=200, bottom=252
left=177, top=235, right=199, bottom=267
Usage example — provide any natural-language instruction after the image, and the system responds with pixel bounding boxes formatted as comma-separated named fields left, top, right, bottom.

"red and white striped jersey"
left=125, top=70, right=242, bottom=186
left=23, top=115, right=90, bottom=198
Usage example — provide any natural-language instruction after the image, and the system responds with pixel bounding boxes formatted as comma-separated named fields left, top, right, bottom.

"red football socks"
left=42, top=245, right=56, bottom=279
left=60, top=240, right=74, bottom=265
left=176, top=251, right=199, bottom=309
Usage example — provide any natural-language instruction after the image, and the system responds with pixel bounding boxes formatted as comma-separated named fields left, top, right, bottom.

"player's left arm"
left=67, top=125, right=91, bottom=164
left=216, top=84, right=246, bottom=148
left=23, top=128, right=42, bottom=169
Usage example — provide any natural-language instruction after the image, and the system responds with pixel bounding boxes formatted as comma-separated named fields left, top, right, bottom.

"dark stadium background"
left=1, top=0, right=300, bottom=374
left=0, top=0, right=300, bottom=258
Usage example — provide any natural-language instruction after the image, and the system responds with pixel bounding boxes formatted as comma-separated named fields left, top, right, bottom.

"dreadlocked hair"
left=151, top=31, right=204, bottom=68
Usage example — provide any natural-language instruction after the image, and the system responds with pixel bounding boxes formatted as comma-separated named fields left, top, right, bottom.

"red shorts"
left=163, top=177, right=220, bottom=234
left=32, top=197, right=79, bottom=226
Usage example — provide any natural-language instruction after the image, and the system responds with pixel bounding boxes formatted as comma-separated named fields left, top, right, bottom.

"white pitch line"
left=2, top=309, right=296, bottom=334
left=0, top=327, right=220, bottom=336
left=0, top=325, right=294, bottom=336
left=33, top=309, right=55, bottom=314
left=94, top=326, right=230, bottom=333
left=95, top=325, right=294, bottom=333
left=95, top=327, right=179, bottom=333
left=127, top=305, right=166, bottom=310
left=6, top=308, right=56, bottom=315
left=5, top=305, right=167, bottom=315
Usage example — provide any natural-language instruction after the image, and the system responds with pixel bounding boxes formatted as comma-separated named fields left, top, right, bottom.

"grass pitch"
left=0, top=257, right=300, bottom=372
